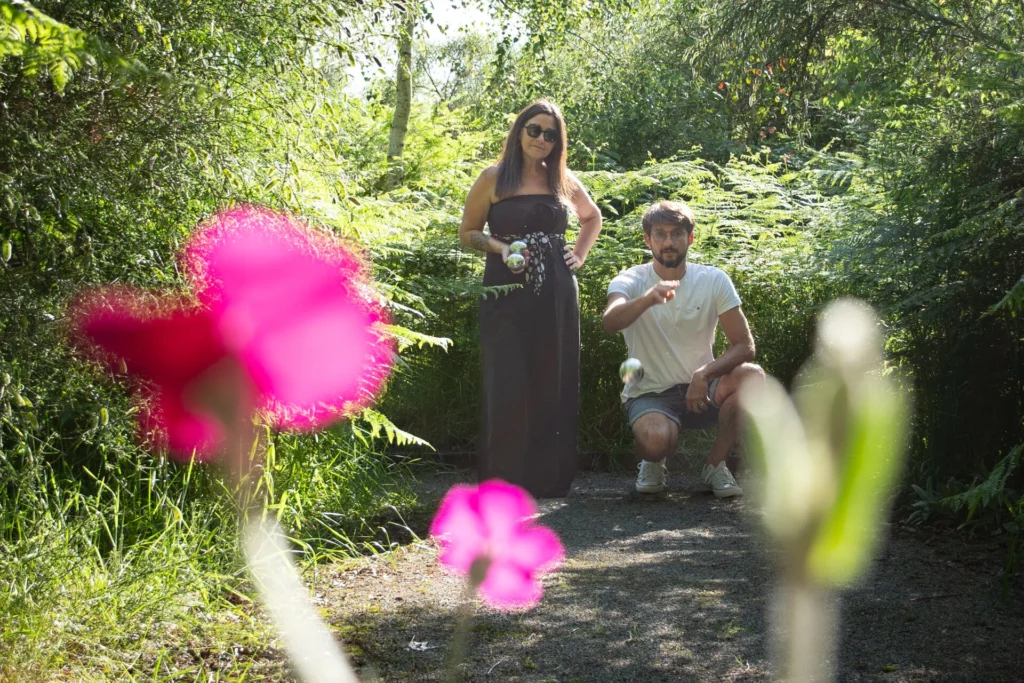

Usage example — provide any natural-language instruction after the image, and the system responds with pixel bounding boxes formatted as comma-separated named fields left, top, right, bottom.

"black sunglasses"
left=524, top=123, right=558, bottom=143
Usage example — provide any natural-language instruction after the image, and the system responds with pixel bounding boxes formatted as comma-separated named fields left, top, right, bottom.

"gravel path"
left=321, top=469, right=1024, bottom=682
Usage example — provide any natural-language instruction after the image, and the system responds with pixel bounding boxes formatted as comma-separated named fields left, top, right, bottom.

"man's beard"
left=653, top=249, right=684, bottom=268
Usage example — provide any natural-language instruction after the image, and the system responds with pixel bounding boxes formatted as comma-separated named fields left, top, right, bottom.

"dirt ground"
left=314, top=468, right=1024, bottom=683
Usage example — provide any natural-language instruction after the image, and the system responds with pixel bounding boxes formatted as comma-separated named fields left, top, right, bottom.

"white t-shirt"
left=607, top=262, right=742, bottom=401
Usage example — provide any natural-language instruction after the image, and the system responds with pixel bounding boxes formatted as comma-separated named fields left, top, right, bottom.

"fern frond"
left=986, top=274, right=1024, bottom=316
left=381, top=323, right=451, bottom=352
left=357, top=408, right=434, bottom=450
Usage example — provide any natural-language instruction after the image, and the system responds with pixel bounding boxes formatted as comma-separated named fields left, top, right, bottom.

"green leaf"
left=48, top=57, right=68, bottom=92
left=740, top=376, right=833, bottom=540
left=807, top=375, right=909, bottom=585
left=985, top=274, right=1024, bottom=316
left=381, top=323, right=451, bottom=352
left=358, top=408, right=433, bottom=449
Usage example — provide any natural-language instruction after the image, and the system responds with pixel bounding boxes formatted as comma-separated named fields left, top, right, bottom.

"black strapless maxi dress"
left=477, top=194, right=579, bottom=498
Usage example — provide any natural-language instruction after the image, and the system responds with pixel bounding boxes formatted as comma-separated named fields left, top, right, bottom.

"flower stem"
left=445, top=558, right=489, bottom=683
left=774, top=573, right=837, bottom=683
left=445, top=588, right=475, bottom=683
left=196, top=361, right=361, bottom=682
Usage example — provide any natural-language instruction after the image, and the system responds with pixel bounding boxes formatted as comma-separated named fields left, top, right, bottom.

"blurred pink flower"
left=73, top=206, right=393, bottom=459
left=75, top=292, right=239, bottom=457
left=429, top=480, right=564, bottom=610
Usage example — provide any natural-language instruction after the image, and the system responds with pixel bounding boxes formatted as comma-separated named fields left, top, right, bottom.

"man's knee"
left=715, top=363, right=766, bottom=404
left=733, top=362, right=765, bottom=385
left=632, top=413, right=679, bottom=454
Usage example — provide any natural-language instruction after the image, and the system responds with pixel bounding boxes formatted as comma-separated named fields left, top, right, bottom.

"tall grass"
left=0, top=399, right=418, bottom=678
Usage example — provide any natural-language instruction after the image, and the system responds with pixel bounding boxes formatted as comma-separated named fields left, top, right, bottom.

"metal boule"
left=507, top=252, right=525, bottom=274
left=619, top=357, right=644, bottom=384
left=509, top=240, right=527, bottom=254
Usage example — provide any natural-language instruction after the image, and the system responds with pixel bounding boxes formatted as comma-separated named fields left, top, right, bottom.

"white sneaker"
left=636, top=460, right=667, bottom=493
left=701, top=462, right=743, bottom=498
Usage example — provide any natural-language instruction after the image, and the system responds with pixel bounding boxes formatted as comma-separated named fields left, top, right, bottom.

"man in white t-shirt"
left=604, top=200, right=765, bottom=497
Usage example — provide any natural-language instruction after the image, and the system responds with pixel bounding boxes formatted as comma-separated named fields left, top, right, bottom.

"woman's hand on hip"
left=564, top=244, right=583, bottom=271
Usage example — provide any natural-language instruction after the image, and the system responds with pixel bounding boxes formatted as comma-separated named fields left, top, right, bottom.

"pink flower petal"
left=71, top=290, right=237, bottom=459
left=184, top=206, right=393, bottom=430
left=500, top=525, right=565, bottom=573
left=238, top=288, right=385, bottom=427
left=430, top=485, right=488, bottom=573
left=149, top=388, right=225, bottom=459
left=185, top=207, right=364, bottom=297
left=429, top=480, right=564, bottom=611
left=476, top=480, right=538, bottom=543
left=478, top=559, right=543, bottom=610
left=76, top=291, right=227, bottom=387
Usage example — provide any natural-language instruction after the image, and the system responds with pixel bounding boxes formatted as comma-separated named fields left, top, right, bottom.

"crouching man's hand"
left=686, top=370, right=711, bottom=413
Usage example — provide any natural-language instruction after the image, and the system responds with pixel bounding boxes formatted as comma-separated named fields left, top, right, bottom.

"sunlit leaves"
left=987, top=274, right=1024, bottom=316
left=356, top=407, right=434, bottom=448
left=1, top=1, right=87, bottom=93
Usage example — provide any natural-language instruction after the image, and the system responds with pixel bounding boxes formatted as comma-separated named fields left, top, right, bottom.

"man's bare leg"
left=702, top=363, right=765, bottom=497
left=632, top=412, right=679, bottom=493
left=633, top=412, right=679, bottom=463
left=708, top=391, right=740, bottom=467
left=707, top=362, right=765, bottom=467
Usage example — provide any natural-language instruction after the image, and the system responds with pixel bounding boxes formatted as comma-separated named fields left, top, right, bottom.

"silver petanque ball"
left=507, top=252, right=526, bottom=273
left=619, top=357, right=644, bottom=384
left=509, top=240, right=528, bottom=254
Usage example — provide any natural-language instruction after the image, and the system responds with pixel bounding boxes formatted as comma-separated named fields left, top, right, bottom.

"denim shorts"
left=624, top=378, right=722, bottom=430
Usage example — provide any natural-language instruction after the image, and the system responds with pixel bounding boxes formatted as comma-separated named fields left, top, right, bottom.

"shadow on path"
left=323, top=470, right=1023, bottom=682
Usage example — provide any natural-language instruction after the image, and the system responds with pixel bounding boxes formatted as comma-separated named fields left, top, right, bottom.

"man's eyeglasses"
left=650, top=229, right=689, bottom=243
left=525, top=123, right=558, bottom=143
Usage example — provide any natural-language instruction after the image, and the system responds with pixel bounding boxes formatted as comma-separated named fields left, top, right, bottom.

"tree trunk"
left=386, top=9, right=415, bottom=190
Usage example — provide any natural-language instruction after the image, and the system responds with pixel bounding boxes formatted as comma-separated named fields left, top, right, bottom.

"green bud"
left=740, top=376, right=834, bottom=541
left=815, top=299, right=882, bottom=376
left=2, top=240, right=11, bottom=262
left=807, top=375, right=908, bottom=586
left=2, top=373, right=10, bottom=386
left=100, top=407, right=109, bottom=426
left=742, top=298, right=911, bottom=588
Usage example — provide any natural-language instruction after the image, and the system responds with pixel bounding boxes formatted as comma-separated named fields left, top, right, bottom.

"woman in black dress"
left=458, top=99, right=603, bottom=498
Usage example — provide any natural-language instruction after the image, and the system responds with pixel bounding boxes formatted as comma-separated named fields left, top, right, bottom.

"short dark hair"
left=641, top=200, right=696, bottom=235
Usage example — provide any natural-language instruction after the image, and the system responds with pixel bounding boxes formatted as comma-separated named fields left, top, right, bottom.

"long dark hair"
left=494, top=99, right=572, bottom=203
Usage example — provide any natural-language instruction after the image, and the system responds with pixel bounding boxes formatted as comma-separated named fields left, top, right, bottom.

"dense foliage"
left=2, top=0, right=1022, bottom=676
left=440, top=0, right=1024, bottom=530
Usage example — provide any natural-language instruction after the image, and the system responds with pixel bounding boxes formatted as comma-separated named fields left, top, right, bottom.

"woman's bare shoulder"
left=473, top=165, right=500, bottom=202
left=565, top=168, right=586, bottom=190
left=478, top=164, right=500, bottom=185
